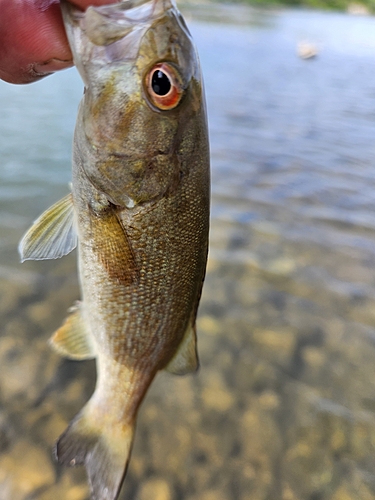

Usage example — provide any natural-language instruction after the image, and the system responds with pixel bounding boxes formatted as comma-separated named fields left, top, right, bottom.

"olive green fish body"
left=19, top=1, right=209, bottom=498
left=72, top=101, right=209, bottom=372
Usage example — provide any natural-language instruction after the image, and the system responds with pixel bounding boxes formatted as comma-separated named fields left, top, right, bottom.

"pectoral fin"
left=19, top=194, right=77, bottom=262
left=165, top=323, right=199, bottom=375
left=89, top=207, right=139, bottom=286
left=49, top=303, right=96, bottom=360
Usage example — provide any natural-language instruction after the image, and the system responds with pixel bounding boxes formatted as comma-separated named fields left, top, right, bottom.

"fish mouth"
left=60, top=0, right=178, bottom=84
left=61, top=0, right=176, bottom=47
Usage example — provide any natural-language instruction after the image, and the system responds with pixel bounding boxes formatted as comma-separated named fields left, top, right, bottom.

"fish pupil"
left=151, top=70, right=171, bottom=96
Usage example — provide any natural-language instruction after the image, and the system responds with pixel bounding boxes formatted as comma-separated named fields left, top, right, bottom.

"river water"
left=1, top=4, right=375, bottom=500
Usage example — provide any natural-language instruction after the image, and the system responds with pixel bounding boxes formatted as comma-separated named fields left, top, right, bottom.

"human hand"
left=0, top=0, right=116, bottom=84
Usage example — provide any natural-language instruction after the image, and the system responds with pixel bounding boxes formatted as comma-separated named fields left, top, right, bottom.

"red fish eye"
left=146, top=63, right=183, bottom=111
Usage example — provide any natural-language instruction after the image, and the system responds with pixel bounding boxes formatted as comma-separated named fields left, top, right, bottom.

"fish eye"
left=152, top=70, right=171, bottom=96
left=145, top=63, right=183, bottom=111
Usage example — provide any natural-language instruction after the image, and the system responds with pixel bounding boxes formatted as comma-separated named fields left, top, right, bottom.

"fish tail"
left=54, top=404, right=135, bottom=500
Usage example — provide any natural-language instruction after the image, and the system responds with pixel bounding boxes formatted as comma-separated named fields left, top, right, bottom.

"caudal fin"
left=54, top=406, right=135, bottom=500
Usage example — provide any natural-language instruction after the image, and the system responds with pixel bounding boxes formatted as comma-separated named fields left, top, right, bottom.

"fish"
left=18, top=0, right=210, bottom=499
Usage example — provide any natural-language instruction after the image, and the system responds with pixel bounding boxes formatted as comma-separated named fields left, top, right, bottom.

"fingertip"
left=0, top=0, right=120, bottom=84
left=0, top=0, right=72, bottom=84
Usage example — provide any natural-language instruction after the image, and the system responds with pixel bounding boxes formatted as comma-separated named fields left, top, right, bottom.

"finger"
left=0, top=0, right=72, bottom=84
left=0, top=0, right=117, bottom=85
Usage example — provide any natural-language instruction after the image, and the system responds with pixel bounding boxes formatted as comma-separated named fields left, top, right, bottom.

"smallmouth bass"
left=19, top=1, right=210, bottom=499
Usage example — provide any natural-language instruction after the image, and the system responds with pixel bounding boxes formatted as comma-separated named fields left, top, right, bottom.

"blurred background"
left=1, top=1, right=375, bottom=499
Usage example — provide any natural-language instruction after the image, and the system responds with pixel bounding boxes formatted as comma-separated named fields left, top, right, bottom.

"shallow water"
left=1, top=4, right=375, bottom=500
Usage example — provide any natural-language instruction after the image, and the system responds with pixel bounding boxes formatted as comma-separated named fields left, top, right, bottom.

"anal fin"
left=165, top=323, right=199, bottom=375
left=49, top=303, right=96, bottom=360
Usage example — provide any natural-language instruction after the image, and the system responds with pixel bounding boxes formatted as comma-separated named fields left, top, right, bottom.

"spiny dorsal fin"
left=165, top=323, right=199, bottom=375
left=19, top=193, right=77, bottom=262
left=49, top=303, right=96, bottom=360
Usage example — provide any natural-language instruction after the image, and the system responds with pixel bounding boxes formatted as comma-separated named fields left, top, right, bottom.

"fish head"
left=62, top=0, right=206, bottom=209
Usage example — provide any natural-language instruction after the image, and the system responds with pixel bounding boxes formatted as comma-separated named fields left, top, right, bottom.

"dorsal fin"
left=19, top=194, right=77, bottom=262
left=49, top=303, right=96, bottom=360
left=165, top=323, right=199, bottom=375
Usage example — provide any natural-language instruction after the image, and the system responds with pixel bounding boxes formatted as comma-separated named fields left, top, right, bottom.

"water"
left=1, top=4, right=375, bottom=500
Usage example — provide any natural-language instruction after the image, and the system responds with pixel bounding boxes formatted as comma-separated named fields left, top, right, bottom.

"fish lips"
left=60, top=0, right=177, bottom=85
